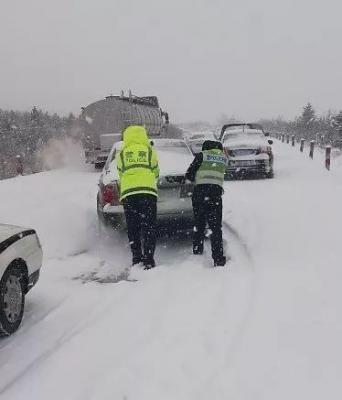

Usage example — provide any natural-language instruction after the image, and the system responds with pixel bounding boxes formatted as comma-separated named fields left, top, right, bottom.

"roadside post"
left=291, top=135, right=295, bottom=146
left=286, top=135, right=290, bottom=144
left=300, top=139, right=305, bottom=152
left=325, top=146, right=331, bottom=170
left=309, top=140, right=315, bottom=159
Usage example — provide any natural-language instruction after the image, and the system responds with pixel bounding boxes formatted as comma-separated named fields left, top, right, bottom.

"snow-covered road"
left=0, top=142, right=341, bottom=399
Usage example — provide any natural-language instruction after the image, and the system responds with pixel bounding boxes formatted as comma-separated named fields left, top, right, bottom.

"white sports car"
left=0, top=224, right=43, bottom=336
left=97, top=139, right=195, bottom=231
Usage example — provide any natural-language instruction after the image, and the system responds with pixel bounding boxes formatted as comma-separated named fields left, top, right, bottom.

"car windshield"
left=155, top=142, right=191, bottom=156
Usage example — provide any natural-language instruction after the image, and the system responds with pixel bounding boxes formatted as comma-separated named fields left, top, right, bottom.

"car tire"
left=0, top=263, right=26, bottom=336
left=94, top=162, right=104, bottom=170
left=266, top=169, right=274, bottom=179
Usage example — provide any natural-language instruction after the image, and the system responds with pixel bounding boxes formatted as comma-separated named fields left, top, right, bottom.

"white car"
left=222, top=125, right=274, bottom=179
left=0, top=224, right=43, bottom=336
left=97, top=139, right=194, bottom=230
left=187, top=132, right=216, bottom=155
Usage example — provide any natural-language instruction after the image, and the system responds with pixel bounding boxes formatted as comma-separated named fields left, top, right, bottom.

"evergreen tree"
left=296, top=102, right=317, bottom=139
left=300, top=102, right=316, bottom=125
left=332, top=111, right=342, bottom=146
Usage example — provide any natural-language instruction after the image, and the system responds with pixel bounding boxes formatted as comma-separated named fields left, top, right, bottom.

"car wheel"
left=266, top=169, right=274, bottom=179
left=0, top=263, right=26, bottom=336
left=94, top=162, right=104, bottom=170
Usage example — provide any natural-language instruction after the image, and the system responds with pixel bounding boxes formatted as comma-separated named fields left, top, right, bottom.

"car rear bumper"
left=226, top=159, right=272, bottom=176
left=100, top=198, right=194, bottom=228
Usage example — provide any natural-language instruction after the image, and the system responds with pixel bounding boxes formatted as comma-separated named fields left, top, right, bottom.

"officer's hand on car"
left=181, top=177, right=192, bottom=185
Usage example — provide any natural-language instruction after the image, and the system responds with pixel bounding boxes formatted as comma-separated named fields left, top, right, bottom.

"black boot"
left=193, top=243, right=204, bottom=255
left=143, top=258, right=156, bottom=270
left=214, top=256, right=226, bottom=267
left=132, top=256, right=143, bottom=266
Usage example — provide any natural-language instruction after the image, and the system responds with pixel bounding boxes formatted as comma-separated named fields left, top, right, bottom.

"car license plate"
left=236, top=160, right=255, bottom=166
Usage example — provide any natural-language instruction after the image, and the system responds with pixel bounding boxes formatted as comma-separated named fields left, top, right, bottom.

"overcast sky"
left=1, top=0, right=341, bottom=123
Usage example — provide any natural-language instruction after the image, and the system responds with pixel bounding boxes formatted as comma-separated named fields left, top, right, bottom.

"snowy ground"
left=0, top=142, right=342, bottom=399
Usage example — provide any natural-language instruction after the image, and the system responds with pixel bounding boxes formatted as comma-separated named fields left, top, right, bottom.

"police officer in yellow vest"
left=117, top=125, right=159, bottom=269
left=185, top=140, right=227, bottom=266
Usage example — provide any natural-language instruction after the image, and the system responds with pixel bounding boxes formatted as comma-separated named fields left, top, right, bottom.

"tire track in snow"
left=223, top=219, right=257, bottom=357
left=195, top=219, right=258, bottom=394
left=0, top=224, right=256, bottom=398
left=223, top=220, right=253, bottom=264
left=0, top=299, right=66, bottom=352
left=0, top=291, right=118, bottom=397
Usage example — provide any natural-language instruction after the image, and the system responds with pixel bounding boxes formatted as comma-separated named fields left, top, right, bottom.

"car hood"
left=0, top=224, right=31, bottom=243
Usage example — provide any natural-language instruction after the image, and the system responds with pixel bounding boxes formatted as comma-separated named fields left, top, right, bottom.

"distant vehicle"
left=97, top=139, right=194, bottom=230
left=85, top=133, right=122, bottom=169
left=219, top=123, right=265, bottom=141
left=222, top=126, right=274, bottom=179
left=0, top=224, right=43, bottom=335
left=187, top=132, right=216, bottom=154
left=81, top=92, right=169, bottom=169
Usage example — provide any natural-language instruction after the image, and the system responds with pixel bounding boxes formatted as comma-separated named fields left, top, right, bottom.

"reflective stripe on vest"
left=120, top=146, right=153, bottom=173
left=120, top=186, right=158, bottom=198
left=195, top=151, right=226, bottom=187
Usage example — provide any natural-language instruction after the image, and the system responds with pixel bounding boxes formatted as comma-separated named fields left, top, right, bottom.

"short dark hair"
left=202, top=140, right=223, bottom=151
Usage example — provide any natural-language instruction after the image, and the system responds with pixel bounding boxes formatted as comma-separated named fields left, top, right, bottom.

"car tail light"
left=100, top=182, right=120, bottom=206
left=224, top=148, right=234, bottom=157
left=256, top=146, right=272, bottom=155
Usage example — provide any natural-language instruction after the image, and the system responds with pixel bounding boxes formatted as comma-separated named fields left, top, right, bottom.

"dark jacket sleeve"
left=185, top=153, right=203, bottom=182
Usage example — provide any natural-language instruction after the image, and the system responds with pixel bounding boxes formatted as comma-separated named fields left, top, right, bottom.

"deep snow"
left=0, top=142, right=341, bottom=399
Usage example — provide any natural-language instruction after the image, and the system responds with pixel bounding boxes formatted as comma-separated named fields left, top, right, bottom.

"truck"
left=81, top=91, right=169, bottom=169
left=84, top=133, right=121, bottom=169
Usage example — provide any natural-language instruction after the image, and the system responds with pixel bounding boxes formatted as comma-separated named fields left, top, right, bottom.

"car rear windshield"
left=155, top=143, right=191, bottom=156
left=223, top=132, right=264, bottom=142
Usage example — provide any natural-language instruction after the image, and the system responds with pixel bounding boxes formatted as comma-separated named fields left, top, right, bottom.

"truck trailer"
left=81, top=92, right=169, bottom=169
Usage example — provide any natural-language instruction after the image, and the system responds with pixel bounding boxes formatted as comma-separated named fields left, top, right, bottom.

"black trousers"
left=122, top=194, right=157, bottom=263
left=192, top=190, right=224, bottom=261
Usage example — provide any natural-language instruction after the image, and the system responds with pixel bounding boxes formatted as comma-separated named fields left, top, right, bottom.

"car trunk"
left=158, top=174, right=193, bottom=202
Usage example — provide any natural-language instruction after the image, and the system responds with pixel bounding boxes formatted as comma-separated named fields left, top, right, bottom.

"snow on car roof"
left=223, top=131, right=268, bottom=148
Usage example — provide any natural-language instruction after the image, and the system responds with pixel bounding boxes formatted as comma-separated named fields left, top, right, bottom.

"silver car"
left=97, top=139, right=194, bottom=230
left=222, top=126, right=274, bottom=179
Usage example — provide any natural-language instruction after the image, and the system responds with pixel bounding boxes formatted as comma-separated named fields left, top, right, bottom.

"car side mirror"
left=268, top=139, right=273, bottom=145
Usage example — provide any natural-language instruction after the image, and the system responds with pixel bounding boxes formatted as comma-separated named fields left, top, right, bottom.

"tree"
left=331, top=111, right=342, bottom=147
left=300, top=102, right=316, bottom=125
left=30, top=106, right=41, bottom=126
left=295, top=102, right=317, bottom=139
